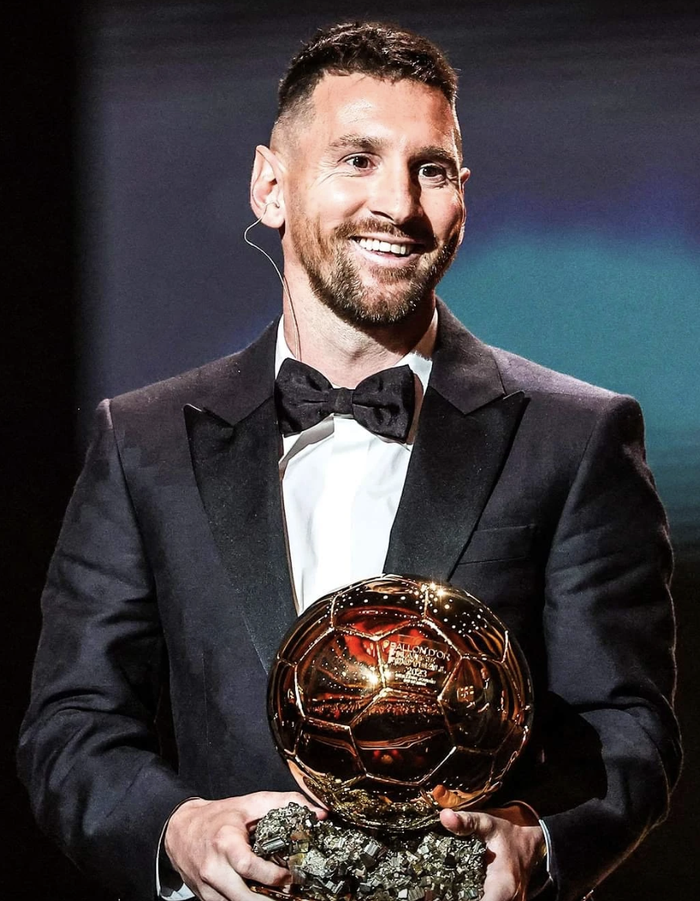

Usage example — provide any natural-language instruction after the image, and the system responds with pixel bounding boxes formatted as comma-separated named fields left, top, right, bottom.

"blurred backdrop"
left=5, top=1, right=699, bottom=897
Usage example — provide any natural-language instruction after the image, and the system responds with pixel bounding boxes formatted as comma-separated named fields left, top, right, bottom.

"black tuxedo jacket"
left=18, top=303, right=681, bottom=901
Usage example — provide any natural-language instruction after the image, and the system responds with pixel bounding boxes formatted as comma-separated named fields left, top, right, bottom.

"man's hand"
left=164, top=791, right=327, bottom=901
left=440, top=805, right=546, bottom=901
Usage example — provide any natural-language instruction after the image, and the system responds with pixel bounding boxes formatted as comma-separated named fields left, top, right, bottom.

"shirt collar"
left=274, top=308, right=436, bottom=394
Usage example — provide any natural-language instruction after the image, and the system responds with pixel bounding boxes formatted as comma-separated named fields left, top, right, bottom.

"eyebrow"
left=327, top=134, right=461, bottom=169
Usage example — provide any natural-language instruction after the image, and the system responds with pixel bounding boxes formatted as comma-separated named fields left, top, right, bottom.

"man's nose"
left=368, top=164, right=422, bottom=226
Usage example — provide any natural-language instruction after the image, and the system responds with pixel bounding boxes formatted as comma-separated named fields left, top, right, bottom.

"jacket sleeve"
left=521, top=395, right=682, bottom=900
left=17, top=399, right=199, bottom=900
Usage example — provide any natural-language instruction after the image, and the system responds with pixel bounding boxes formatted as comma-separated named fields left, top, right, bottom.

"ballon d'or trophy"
left=251, top=575, right=533, bottom=901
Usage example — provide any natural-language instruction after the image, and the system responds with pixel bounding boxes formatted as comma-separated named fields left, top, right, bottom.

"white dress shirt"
left=276, top=316, right=435, bottom=610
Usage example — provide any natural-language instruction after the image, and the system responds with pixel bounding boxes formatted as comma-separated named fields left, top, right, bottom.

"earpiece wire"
left=243, top=213, right=302, bottom=361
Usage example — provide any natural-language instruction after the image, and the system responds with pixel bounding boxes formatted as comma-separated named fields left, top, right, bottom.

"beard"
left=292, top=217, right=461, bottom=328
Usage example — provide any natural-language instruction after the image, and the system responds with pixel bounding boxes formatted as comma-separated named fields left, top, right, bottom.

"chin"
left=304, top=246, right=444, bottom=330
left=324, top=291, right=432, bottom=330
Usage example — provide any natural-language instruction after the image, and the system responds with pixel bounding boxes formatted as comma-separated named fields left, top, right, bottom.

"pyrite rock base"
left=251, top=803, right=486, bottom=901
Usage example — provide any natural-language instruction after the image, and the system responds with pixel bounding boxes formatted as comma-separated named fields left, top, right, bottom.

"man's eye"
left=418, top=163, right=448, bottom=181
left=345, top=155, right=373, bottom=170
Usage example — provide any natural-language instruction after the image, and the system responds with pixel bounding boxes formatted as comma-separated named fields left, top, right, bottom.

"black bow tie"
left=275, top=358, right=415, bottom=442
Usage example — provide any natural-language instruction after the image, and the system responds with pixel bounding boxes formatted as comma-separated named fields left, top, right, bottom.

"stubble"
left=294, top=218, right=460, bottom=328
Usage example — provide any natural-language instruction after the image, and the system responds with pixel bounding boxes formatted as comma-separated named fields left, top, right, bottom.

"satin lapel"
left=184, top=324, right=297, bottom=673
left=384, top=389, right=526, bottom=580
left=384, top=301, right=527, bottom=580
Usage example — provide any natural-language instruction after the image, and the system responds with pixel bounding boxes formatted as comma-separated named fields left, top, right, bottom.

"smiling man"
left=19, top=21, right=680, bottom=901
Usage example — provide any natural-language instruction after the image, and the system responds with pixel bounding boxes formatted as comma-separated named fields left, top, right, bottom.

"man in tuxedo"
left=19, top=21, right=680, bottom=901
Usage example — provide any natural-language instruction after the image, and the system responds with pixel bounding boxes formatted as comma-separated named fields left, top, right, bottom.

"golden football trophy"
left=253, top=575, right=534, bottom=901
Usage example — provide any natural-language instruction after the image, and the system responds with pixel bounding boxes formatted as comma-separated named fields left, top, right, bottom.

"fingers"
left=242, top=790, right=327, bottom=826
left=439, top=808, right=498, bottom=839
left=195, top=838, right=292, bottom=901
left=208, top=820, right=293, bottom=886
left=195, top=859, right=266, bottom=901
left=439, top=809, right=533, bottom=901
left=167, top=792, right=324, bottom=901
left=230, top=844, right=292, bottom=887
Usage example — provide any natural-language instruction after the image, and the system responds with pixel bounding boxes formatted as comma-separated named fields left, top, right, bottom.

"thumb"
left=440, top=808, right=496, bottom=839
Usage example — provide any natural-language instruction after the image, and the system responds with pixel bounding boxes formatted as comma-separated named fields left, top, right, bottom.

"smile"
left=353, top=237, right=419, bottom=258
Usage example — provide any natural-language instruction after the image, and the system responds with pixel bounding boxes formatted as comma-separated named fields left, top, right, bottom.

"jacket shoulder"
left=106, top=318, right=278, bottom=430
left=490, top=345, right=625, bottom=408
left=109, top=353, right=243, bottom=418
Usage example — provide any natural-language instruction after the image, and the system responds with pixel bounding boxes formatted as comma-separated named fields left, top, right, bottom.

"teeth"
left=356, top=238, right=412, bottom=256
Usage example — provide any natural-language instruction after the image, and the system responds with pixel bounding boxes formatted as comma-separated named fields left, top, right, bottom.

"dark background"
left=4, top=0, right=699, bottom=897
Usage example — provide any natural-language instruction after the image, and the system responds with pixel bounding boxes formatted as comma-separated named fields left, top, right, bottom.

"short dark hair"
left=276, top=21, right=458, bottom=123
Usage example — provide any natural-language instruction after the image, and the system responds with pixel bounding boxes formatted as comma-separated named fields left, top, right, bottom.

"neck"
left=282, top=292, right=436, bottom=387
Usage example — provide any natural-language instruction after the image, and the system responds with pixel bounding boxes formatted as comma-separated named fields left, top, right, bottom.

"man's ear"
left=456, top=167, right=471, bottom=246
left=250, top=145, right=285, bottom=227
